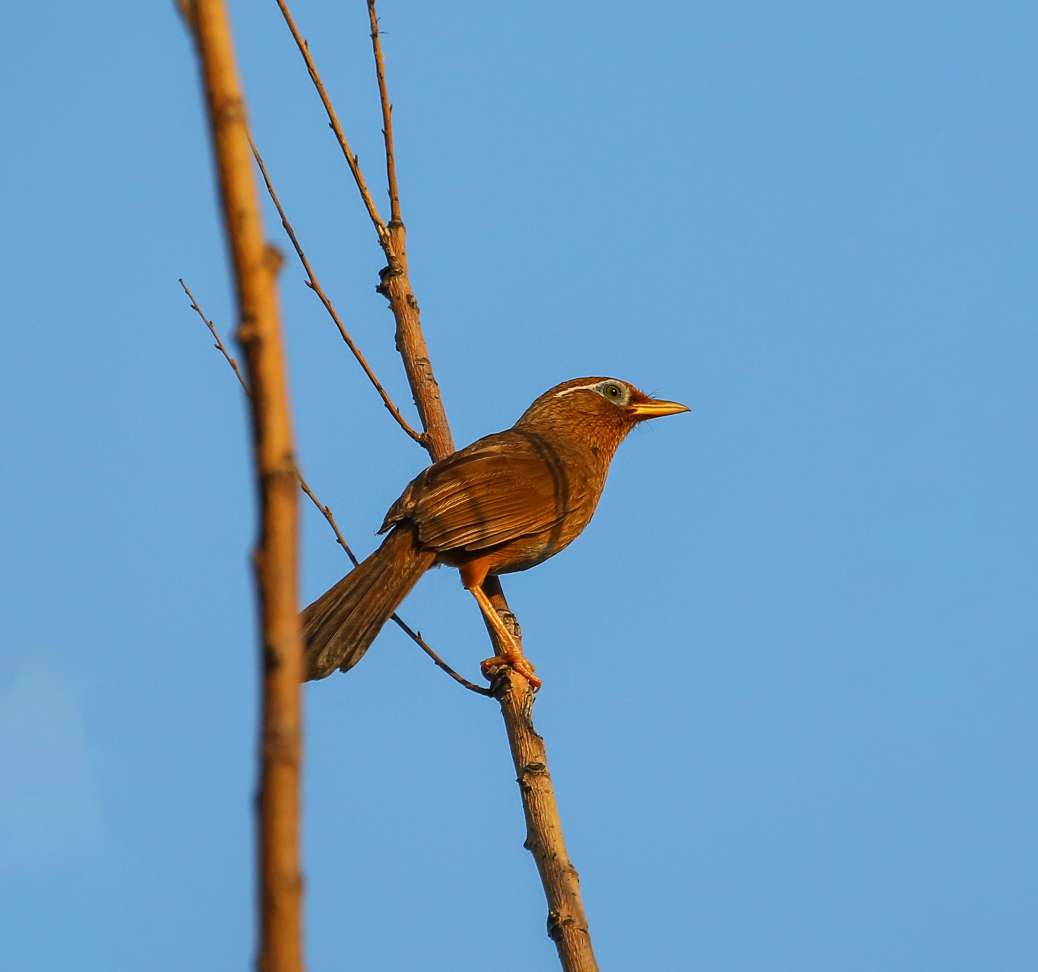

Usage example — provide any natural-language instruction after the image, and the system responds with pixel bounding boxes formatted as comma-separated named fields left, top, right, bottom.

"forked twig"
left=273, top=0, right=453, bottom=458
left=180, top=279, right=490, bottom=697
left=246, top=133, right=425, bottom=446
left=272, top=0, right=394, bottom=259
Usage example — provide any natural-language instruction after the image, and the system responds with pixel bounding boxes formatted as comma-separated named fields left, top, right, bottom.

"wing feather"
left=380, top=431, right=585, bottom=554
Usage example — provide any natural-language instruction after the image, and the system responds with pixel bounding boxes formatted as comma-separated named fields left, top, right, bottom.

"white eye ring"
left=597, top=381, right=627, bottom=404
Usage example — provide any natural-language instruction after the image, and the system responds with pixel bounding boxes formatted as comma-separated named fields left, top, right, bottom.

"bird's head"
left=515, top=377, right=689, bottom=455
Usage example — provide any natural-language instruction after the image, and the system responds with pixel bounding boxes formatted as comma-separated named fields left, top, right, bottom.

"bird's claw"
left=481, top=652, right=542, bottom=691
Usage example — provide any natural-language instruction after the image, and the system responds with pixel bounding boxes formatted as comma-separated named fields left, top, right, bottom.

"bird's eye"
left=604, top=384, right=622, bottom=399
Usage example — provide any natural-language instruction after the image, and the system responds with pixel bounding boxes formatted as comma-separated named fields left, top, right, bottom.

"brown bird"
left=302, top=377, right=689, bottom=687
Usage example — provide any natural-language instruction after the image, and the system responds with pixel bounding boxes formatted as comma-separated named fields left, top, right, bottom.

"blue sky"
left=3, top=2, right=1036, bottom=969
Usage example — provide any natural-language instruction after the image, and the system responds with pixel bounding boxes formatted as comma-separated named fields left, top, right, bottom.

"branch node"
left=264, top=243, right=285, bottom=276
left=546, top=911, right=577, bottom=943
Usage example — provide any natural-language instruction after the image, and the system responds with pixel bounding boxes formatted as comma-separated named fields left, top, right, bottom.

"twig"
left=273, top=0, right=453, bottom=458
left=179, top=278, right=248, bottom=392
left=272, top=0, right=393, bottom=258
left=246, top=136, right=421, bottom=445
left=185, top=4, right=304, bottom=971
left=294, top=475, right=361, bottom=567
left=390, top=614, right=492, bottom=697
left=299, top=480, right=489, bottom=694
left=298, top=471, right=491, bottom=696
left=181, top=280, right=490, bottom=697
left=366, top=1, right=401, bottom=226
left=360, top=6, right=599, bottom=967
left=247, top=133, right=425, bottom=446
left=295, top=472, right=489, bottom=696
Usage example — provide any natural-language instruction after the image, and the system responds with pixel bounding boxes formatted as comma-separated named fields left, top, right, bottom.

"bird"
left=302, top=376, right=689, bottom=687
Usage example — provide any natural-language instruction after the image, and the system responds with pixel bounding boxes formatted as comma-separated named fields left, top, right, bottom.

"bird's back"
left=381, top=426, right=608, bottom=575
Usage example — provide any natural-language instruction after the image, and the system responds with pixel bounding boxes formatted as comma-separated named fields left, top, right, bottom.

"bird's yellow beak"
left=627, top=398, right=691, bottom=420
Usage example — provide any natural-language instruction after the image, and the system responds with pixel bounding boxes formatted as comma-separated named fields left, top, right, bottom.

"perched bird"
left=303, top=376, right=689, bottom=686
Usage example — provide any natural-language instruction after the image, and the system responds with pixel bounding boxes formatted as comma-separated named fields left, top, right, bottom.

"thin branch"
left=186, top=3, right=304, bottom=971
left=390, top=613, right=492, bottom=697
left=247, top=133, right=425, bottom=446
left=179, top=278, right=248, bottom=392
left=295, top=472, right=489, bottom=695
left=272, top=0, right=394, bottom=258
left=298, top=471, right=491, bottom=696
left=367, top=1, right=401, bottom=226
left=294, top=475, right=361, bottom=567
left=181, top=280, right=489, bottom=697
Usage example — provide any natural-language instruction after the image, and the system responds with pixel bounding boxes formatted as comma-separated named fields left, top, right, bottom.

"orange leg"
left=459, top=565, right=541, bottom=690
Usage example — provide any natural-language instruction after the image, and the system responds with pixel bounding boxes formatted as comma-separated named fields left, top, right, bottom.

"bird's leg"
left=466, top=583, right=541, bottom=690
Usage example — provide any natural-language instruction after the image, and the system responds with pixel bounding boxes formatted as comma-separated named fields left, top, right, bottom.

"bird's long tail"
left=302, top=525, right=436, bottom=681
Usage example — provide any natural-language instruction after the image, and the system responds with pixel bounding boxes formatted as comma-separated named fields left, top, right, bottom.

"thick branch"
left=484, top=579, right=599, bottom=972
left=376, top=226, right=455, bottom=461
left=247, top=133, right=425, bottom=445
left=187, top=4, right=304, bottom=971
left=497, top=677, right=597, bottom=969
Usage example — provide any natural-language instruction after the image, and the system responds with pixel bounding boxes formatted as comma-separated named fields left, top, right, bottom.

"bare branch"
left=247, top=132, right=425, bottom=446
left=272, top=0, right=394, bottom=258
left=294, top=474, right=360, bottom=567
left=367, top=1, right=401, bottom=226
left=179, top=278, right=248, bottom=392
left=390, top=613, right=492, bottom=697
left=271, top=0, right=452, bottom=457
left=484, top=579, right=598, bottom=971
left=181, top=280, right=489, bottom=697
left=185, top=3, right=304, bottom=970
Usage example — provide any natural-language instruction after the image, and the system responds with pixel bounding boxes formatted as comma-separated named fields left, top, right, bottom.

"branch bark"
left=483, top=579, right=599, bottom=972
left=187, top=5, right=304, bottom=972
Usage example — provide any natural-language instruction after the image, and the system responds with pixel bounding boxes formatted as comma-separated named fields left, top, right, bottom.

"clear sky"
left=3, top=2, right=1036, bottom=970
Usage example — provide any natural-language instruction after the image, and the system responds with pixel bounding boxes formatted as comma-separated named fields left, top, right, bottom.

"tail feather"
left=303, top=525, right=435, bottom=680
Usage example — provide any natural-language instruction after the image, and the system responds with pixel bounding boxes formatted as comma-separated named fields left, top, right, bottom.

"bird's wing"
left=381, top=430, right=586, bottom=553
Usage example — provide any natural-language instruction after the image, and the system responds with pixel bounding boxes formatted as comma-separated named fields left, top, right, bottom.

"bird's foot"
left=481, top=651, right=542, bottom=691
